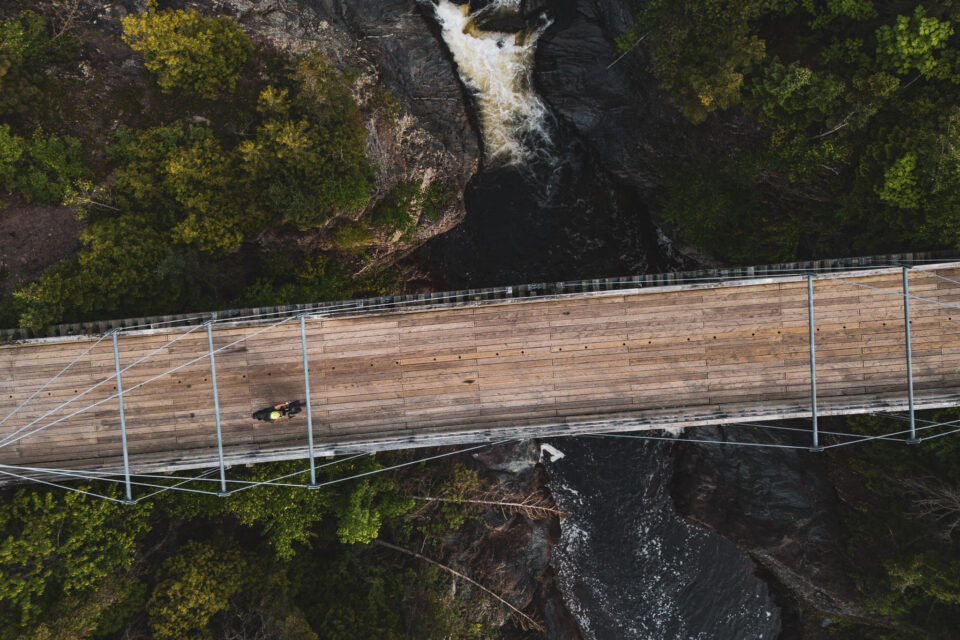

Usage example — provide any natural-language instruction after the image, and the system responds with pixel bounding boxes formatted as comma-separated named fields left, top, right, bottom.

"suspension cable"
left=0, top=314, right=298, bottom=451
left=0, top=333, right=108, bottom=428
left=0, top=322, right=205, bottom=446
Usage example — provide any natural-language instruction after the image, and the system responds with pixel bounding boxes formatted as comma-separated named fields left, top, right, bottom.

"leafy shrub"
left=121, top=1, right=251, bottom=97
left=632, top=0, right=772, bottom=122
left=242, top=74, right=374, bottom=229
left=14, top=214, right=167, bottom=331
left=0, top=11, right=66, bottom=121
left=421, top=182, right=453, bottom=221
left=0, top=125, right=84, bottom=204
left=367, top=181, right=421, bottom=232
left=0, top=487, right=151, bottom=639
left=331, top=218, right=373, bottom=251
left=147, top=541, right=243, bottom=639
left=875, top=6, right=953, bottom=76
left=0, top=124, right=20, bottom=183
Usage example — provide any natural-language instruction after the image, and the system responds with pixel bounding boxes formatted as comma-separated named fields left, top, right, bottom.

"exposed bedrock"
left=672, top=426, right=881, bottom=637
left=202, top=0, right=480, bottom=229
left=533, top=0, right=708, bottom=192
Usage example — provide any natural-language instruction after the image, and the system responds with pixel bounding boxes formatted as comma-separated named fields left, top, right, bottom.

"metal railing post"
left=300, top=315, right=317, bottom=487
left=808, top=275, right=822, bottom=451
left=111, top=331, right=133, bottom=503
left=207, top=321, right=228, bottom=494
left=903, top=267, right=917, bottom=443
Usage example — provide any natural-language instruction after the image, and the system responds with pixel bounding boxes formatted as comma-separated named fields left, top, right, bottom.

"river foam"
left=430, top=0, right=552, bottom=165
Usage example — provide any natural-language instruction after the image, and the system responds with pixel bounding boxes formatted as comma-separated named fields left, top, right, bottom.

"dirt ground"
left=0, top=196, right=83, bottom=296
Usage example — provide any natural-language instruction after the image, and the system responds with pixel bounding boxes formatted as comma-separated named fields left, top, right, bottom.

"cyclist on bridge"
left=252, top=400, right=302, bottom=423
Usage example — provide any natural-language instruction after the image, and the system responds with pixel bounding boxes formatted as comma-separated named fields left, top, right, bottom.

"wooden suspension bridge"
left=3, top=257, right=960, bottom=497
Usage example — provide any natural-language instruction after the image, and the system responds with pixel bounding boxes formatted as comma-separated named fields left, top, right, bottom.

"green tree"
left=0, top=11, right=62, bottom=121
left=0, top=125, right=84, bottom=204
left=0, top=487, right=151, bottom=639
left=14, top=213, right=167, bottom=331
left=747, top=62, right=847, bottom=131
left=160, top=457, right=412, bottom=559
left=876, top=6, right=953, bottom=76
left=240, top=115, right=373, bottom=229
left=13, top=128, right=84, bottom=204
left=335, top=475, right=414, bottom=545
left=121, top=1, right=251, bottom=97
left=239, top=59, right=374, bottom=228
left=0, top=124, right=21, bottom=184
left=632, top=0, right=776, bottom=122
left=146, top=540, right=243, bottom=640
left=73, top=214, right=167, bottom=314
left=876, top=152, right=922, bottom=209
left=165, top=130, right=245, bottom=254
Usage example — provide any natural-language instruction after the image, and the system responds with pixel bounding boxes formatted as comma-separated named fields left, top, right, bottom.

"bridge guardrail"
left=1, top=251, right=953, bottom=343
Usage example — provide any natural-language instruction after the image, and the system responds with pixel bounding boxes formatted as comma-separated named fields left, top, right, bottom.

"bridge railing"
left=1, top=251, right=953, bottom=342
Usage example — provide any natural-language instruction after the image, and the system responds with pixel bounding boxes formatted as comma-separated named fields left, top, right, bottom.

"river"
left=418, top=1, right=784, bottom=636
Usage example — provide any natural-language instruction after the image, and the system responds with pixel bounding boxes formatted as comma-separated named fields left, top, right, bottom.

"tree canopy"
left=630, top=0, right=960, bottom=263
left=121, top=2, right=251, bottom=97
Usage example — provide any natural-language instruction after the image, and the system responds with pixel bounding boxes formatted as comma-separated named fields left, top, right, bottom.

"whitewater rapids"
left=431, top=0, right=552, bottom=165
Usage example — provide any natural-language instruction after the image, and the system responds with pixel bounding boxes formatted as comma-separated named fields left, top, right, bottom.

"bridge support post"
left=111, top=331, right=134, bottom=503
left=206, top=321, right=228, bottom=495
left=807, top=275, right=822, bottom=451
left=300, top=315, right=318, bottom=487
left=903, top=267, right=918, bottom=443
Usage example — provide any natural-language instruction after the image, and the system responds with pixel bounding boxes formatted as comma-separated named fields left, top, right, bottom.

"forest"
left=0, top=1, right=448, bottom=334
left=622, top=0, right=960, bottom=264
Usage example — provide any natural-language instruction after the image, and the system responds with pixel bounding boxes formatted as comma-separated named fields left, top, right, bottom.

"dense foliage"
left=0, top=458, right=495, bottom=639
left=0, top=6, right=425, bottom=333
left=0, top=488, right=152, bottom=640
left=827, top=411, right=960, bottom=637
left=629, top=0, right=960, bottom=263
left=0, top=9, right=69, bottom=124
left=0, top=125, right=84, bottom=204
left=121, top=1, right=251, bottom=97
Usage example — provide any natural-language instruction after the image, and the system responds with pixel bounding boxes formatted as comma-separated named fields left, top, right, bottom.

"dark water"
left=417, top=129, right=666, bottom=289
left=409, top=4, right=784, bottom=635
left=413, top=118, right=783, bottom=640
left=542, top=437, right=782, bottom=639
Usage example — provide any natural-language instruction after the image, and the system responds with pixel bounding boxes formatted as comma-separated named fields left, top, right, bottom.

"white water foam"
left=432, top=0, right=552, bottom=165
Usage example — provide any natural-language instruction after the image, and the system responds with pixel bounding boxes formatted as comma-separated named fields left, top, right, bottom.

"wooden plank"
left=6, top=263, right=960, bottom=477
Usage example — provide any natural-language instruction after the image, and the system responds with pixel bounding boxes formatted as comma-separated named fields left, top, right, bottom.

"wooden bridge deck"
left=3, top=263, right=960, bottom=478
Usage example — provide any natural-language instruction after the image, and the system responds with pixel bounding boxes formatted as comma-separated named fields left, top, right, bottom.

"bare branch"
left=902, top=476, right=960, bottom=541
left=607, top=31, right=651, bottom=70
left=51, top=0, right=82, bottom=41
left=811, top=117, right=851, bottom=140
left=410, top=490, right=568, bottom=519
left=374, top=539, right=544, bottom=632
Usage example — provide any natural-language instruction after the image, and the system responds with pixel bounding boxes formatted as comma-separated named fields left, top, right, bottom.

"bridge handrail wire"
left=8, top=411, right=960, bottom=488
left=0, top=333, right=108, bottom=428
left=3, top=252, right=953, bottom=343
left=0, top=441, right=508, bottom=502
left=0, top=314, right=299, bottom=451
left=0, top=322, right=207, bottom=446
left=6, top=409, right=960, bottom=501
